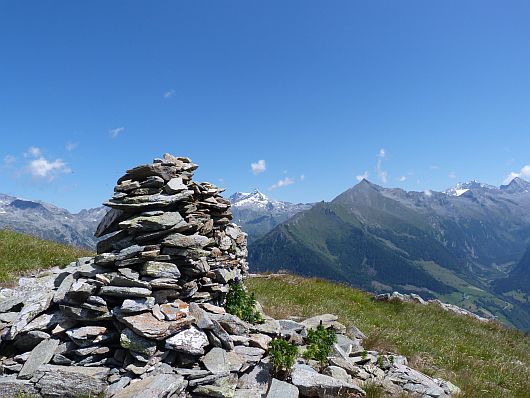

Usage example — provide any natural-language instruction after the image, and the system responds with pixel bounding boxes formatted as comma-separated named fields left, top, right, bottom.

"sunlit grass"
left=247, top=274, right=530, bottom=398
left=0, top=229, right=92, bottom=285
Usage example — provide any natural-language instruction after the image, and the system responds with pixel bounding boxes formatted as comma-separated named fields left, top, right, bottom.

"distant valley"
left=250, top=178, right=530, bottom=330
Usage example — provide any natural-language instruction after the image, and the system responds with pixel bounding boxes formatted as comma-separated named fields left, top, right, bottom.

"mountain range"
left=0, top=194, right=106, bottom=249
left=229, top=190, right=313, bottom=242
left=0, top=189, right=310, bottom=249
left=250, top=177, right=530, bottom=331
left=1, top=179, right=529, bottom=329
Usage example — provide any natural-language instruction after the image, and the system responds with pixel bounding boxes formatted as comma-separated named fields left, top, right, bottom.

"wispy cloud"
left=65, top=142, right=78, bottom=151
left=109, top=127, right=125, bottom=138
left=163, top=89, right=176, bottom=99
left=376, top=149, right=388, bottom=184
left=397, top=175, right=407, bottom=182
left=429, top=165, right=440, bottom=170
left=448, top=171, right=457, bottom=179
left=299, top=174, right=305, bottom=181
left=25, top=146, right=42, bottom=158
left=504, top=165, right=530, bottom=184
left=356, top=171, right=369, bottom=182
left=270, top=177, right=294, bottom=190
left=251, top=159, right=266, bottom=175
left=3, top=155, right=16, bottom=166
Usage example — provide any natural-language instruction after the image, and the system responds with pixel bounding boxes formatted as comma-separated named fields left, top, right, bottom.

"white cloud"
left=374, top=148, right=389, bottom=183
left=270, top=177, right=294, bottom=190
left=504, top=165, right=530, bottom=184
left=356, top=171, right=369, bottom=182
left=163, top=89, right=176, bottom=99
left=251, top=159, right=266, bottom=175
left=26, top=146, right=42, bottom=158
left=3, top=155, right=16, bottom=166
left=376, top=159, right=388, bottom=184
left=424, top=189, right=433, bottom=197
left=300, top=174, right=305, bottom=181
left=65, top=142, right=78, bottom=151
left=109, top=127, right=125, bottom=138
left=397, top=175, right=407, bottom=182
left=448, top=171, right=457, bottom=179
left=27, top=157, right=70, bottom=180
left=429, top=165, right=440, bottom=170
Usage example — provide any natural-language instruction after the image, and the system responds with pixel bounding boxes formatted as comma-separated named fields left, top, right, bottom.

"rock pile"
left=0, top=155, right=461, bottom=397
left=374, top=291, right=493, bottom=322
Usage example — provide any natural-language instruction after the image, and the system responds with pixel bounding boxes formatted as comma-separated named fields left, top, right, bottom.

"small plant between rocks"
left=303, top=322, right=337, bottom=370
left=269, top=337, right=299, bottom=379
left=225, top=279, right=264, bottom=324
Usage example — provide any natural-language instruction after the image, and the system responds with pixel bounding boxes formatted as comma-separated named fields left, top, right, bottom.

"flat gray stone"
left=119, top=211, right=186, bottom=232
left=115, top=309, right=194, bottom=340
left=237, top=361, right=272, bottom=393
left=140, top=261, right=181, bottom=279
left=18, top=337, right=59, bottom=379
left=301, top=314, right=346, bottom=333
left=120, top=328, right=157, bottom=356
left=165, top=326, right=209, bottom=355
left=190, top=302, right=214, bottom=329
left=112, top=373, right=186, bottom=398
left=162, top=233, right=211, bottom=248
left=34, top=365, right=110, bottom=398
left=291, top=364, right=365, bottom=397
left=202, top=347, right=230, bottom=374
left=165, top=177, right=188, bottom=193
left=266, top=378, right=299, bottom=398
left=0, top=376, right=40, bottom=397
left=99, top=286, right=152, bottom=298
left=8, top=291, right=54, bottom=340
left=121, top=297, right=155, bottom=314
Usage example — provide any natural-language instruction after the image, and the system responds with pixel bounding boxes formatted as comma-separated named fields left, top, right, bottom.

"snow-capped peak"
left=230, top=189, right=271, bottom=208
left=444, top=180, right=497, bottom=196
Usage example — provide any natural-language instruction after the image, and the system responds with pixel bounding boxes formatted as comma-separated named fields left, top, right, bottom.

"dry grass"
left=247, top=274, right=530, bottom=398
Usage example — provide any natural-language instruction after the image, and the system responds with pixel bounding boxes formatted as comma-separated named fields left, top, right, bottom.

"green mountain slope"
left=250, top=180, right=530, bottom=330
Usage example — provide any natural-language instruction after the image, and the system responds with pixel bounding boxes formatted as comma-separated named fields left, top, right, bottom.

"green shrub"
left=225, top=280, right=264, bottom=324
left=269, top=337, right=298, bottom=378
left=303, top=323, right=337, bottom=369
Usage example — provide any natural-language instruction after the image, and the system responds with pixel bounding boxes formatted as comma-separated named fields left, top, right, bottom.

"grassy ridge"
left=0, top=229, right=92, bottom=285
left=247, top=275, right=530, bottom=398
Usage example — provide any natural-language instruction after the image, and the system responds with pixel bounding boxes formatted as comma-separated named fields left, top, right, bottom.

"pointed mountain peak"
left=501, top=177, right=530, bottom=193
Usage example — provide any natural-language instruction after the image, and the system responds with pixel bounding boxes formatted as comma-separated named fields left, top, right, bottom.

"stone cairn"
left=0, top=154, right=461, bottom=398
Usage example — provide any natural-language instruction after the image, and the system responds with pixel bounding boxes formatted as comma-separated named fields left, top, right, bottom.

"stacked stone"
left=0, top=154, right=461, bottom=398
left=94, top=152, right=248, bottom=307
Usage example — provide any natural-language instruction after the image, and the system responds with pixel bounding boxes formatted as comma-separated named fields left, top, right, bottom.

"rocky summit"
left=0, top=154, right=460, bottom=397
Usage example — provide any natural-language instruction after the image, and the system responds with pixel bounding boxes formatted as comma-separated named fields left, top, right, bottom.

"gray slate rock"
left=18, top=338, right=60, bottom=379
left=202, top=347, right=230, bottom=374
left=112, top=373, right=186, bottom=398
left=165, top=326, right=209, bottom=355
left=291, top=364, right=365, bottom=397
left=266, top=378, right=299, bottom=398
left=33, top=365, right=110, bottom=398
left=0, top=376, right=40, bottom=397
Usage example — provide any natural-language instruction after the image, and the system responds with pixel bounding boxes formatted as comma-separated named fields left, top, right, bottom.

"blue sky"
left=1, top=1, right=529, bottom=212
